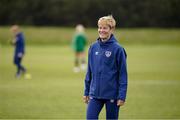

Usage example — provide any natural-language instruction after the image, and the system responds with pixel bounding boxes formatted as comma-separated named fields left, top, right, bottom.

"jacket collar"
left=97, top=34, right=117, bottom=46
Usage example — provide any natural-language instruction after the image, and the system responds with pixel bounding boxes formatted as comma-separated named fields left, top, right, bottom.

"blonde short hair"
left=11, top=25, right=19, bottom=31
left=98, top=15, right=116, bottom=29
left=76, top=24, right=85, bottom=33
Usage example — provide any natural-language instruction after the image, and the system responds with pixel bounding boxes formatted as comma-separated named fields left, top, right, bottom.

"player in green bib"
left=72, top=24, right=87, bottom=73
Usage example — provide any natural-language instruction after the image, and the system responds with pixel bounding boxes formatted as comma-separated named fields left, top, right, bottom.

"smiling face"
left=98, top=24, right=112, bottom=40
left=97, top=15, right=116, bottom=41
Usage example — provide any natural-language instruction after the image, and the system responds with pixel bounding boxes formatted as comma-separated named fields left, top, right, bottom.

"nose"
left=99, top=28, right=104, bottom=33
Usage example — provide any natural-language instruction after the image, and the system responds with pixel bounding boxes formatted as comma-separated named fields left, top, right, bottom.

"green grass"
left=0, top=26, right=180, bottom=45
left=0, top=44, right=180, bottom=119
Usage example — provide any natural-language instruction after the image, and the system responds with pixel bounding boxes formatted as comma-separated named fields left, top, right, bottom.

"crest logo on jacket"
left=105, top=51, right=111, bottom=57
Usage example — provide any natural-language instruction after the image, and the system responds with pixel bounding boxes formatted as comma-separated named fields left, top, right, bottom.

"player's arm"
left=83, top=46, right=92, bottom=104
left=117, top=48, right=128, bottom=105
left=10, top=39, right=16, bottom=45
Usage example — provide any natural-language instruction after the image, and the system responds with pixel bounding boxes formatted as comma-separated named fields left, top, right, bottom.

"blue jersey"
left=14, top=32, right=25, bottom=57
left=84, top=34, right=128, bottom=101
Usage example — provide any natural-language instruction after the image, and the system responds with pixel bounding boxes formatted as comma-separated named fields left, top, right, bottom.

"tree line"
left=0, top=0, right=180, bottom=27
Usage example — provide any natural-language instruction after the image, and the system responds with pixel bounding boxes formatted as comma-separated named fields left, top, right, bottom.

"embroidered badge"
left=105, top=51, right=111, bottom=57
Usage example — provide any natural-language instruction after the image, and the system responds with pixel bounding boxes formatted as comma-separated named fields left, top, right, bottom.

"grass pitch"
left=0, top=44, right=180, bottom=119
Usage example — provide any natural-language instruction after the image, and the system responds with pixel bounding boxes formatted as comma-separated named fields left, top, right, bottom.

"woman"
left=10, top=25, right=31, bottom=79
left=10, top=25, right=26, bottom=78
left=72, top=24, right=87, bottom=73
left=83, top=15, right=128, bottom=119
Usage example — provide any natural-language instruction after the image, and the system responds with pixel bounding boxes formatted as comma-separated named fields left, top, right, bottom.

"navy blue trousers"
left=86, top=97, right=120, bottom=120
left=14, top=56, right=26, bottom=75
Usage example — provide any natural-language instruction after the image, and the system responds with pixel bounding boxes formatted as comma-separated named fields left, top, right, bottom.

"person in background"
left=10, top=25, right=30, bottom=79
left=72, top=24, right=87, bottom=73
left=83, top=15, right=128, bottom=119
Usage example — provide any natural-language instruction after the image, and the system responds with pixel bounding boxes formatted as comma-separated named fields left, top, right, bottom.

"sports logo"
left=110, top=99, right=114, bottom=103
left=105, top=51, right=111, bottom=57
left=95, top=51, right=99, bottom=55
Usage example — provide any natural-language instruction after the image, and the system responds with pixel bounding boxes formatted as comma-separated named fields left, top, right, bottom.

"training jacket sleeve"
left=117, top=48, right=128, bottom=101
left=19, top=34, right=25, bottom=53
left=84, top=46, right=92, bottom=96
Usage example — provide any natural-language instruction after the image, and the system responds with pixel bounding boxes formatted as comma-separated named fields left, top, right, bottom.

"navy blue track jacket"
left=84, top=34, right=128, bottom=101
left=14, top=32, right=25, bottom=57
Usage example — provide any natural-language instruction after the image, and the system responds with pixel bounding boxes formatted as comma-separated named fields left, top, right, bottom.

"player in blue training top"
left=10, top=25, right=27, bottom=78
left=83, top=15, right=128, bottom=120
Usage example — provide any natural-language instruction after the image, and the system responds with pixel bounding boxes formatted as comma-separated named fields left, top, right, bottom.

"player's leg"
left=14, top=57, right=21, bottom=77
left=105, top=99, right=120, bottom=120
left=86, top=98, right=104, bottom=119
left=75, top=53, right=79, bottom=67
left=73, top=52, right=80, bottom=72
left=80, top=52, right=86, bottom=70
left=19, top=57, right=26, bottom=74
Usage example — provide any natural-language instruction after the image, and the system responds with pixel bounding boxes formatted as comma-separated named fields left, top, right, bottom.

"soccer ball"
left=24, top=73, right=32, bottom=79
